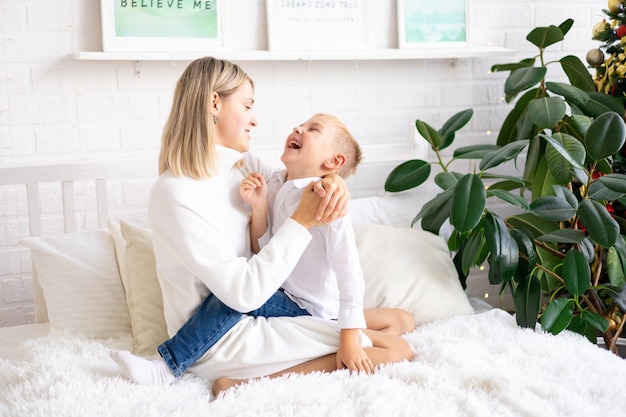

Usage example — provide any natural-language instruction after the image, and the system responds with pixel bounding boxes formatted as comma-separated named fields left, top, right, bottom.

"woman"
left=111, top=56, right=413, bottom=396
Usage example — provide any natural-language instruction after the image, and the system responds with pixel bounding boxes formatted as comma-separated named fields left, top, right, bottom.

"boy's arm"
left=336, top=328, right=374, bottom=373
left=240, top=172, right=269, bottom=253
left=249, top=206, right=269, bottom=253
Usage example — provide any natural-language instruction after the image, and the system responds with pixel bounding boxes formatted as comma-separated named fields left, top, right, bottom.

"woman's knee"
left=396, top=310, right=416, bottom=334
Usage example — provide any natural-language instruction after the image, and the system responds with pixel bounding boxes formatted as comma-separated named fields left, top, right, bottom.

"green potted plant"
left=385, top=18, right=626, bottom=354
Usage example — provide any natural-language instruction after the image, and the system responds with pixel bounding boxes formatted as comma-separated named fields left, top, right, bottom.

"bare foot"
left=212, top=377, right=248, bottom=397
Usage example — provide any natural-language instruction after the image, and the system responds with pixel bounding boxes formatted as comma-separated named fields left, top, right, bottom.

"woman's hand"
left=290, top=182, right=325, bottom=230
left=312, top=174, right=350, bottom=223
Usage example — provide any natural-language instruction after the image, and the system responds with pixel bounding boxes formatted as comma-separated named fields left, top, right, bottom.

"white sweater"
left=149, top=146, right=358, bottom=380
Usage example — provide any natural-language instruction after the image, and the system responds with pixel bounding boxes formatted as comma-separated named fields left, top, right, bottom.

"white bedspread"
left=1, top=309, right=624, bottom=417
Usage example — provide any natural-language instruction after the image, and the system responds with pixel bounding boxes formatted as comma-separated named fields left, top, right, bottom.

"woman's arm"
left=312, top=173, right=350, bottom=223
left=150, top=177, right=319, bottom=313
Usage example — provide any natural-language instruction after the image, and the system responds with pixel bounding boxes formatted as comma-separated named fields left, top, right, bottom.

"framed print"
left=100, top=0, right=223, bottom=52
left=266, top=0, right=369, bottom=51
left=397, top=0, right=468, bottom=48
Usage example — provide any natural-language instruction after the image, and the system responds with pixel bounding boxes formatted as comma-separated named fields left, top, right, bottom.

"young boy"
left=240, top=113, right=414, bottom=373
left=111, top=113, right=414, bottom=385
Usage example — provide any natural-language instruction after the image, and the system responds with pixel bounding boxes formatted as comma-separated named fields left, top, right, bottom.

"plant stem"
left=609, top=316, right=626, bottom=354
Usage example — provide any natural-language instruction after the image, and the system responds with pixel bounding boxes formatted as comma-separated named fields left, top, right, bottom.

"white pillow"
left=354, top=223, right=474, bottom=325
left=110, top=221, right=168, bottom=357
left=21, top=230, right=131, bottom=338
left=350, top=183, right=441, bottom=228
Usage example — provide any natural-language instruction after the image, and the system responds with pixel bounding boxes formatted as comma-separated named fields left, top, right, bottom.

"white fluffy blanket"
left=1, top=309, right=624, bottom=417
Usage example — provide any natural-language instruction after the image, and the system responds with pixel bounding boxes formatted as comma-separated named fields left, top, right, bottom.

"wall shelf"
left=74, top=46, right=515, bottom=62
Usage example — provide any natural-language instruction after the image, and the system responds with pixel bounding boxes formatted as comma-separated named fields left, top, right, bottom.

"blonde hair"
left=312, top=113, right=362, bottom=178
left=158, top=57, right=254, bottom=178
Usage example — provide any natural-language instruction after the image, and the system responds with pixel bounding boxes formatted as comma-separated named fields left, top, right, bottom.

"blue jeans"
left=157, top=290, right=310, bottom=377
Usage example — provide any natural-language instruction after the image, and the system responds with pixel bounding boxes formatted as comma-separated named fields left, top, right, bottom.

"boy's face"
left=281, top=115, right=339, bottom=180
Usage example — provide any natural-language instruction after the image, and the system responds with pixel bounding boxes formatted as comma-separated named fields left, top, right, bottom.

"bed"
left=1, top=158, right=625, bottom=417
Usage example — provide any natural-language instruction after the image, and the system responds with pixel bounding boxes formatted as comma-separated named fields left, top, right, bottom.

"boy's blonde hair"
left=313, top=113, right=362, bottom=178
left=158, top=57, right=254, bottom=179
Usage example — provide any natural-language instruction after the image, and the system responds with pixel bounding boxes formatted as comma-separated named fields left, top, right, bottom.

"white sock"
left=110, top=350, right=176, bottom=385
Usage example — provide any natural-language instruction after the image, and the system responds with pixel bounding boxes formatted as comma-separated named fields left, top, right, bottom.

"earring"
left=213, top=115, right=219, bottom=124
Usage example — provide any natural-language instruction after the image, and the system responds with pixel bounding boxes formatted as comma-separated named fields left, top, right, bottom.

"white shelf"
left=74, top=46, right=515, bottom=62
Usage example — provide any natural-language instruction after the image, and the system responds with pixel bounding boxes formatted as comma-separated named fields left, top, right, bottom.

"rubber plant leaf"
left=506, top=212, right=560, bottom=240
left=450, top=174, right=486, bottom=233
left=579, top=91, right=626, bottom=117
left=384, top=159, right=431, bottom=192
left=527, top=96, right=567, bottom=129
left=497, top=88, right=540, bottom=146
left=532, top=157, right=559, bottom=200
left=552, top=184, right=579, bottom=209
left=413, top=188, right=454, bottom=233
left=537, top=229, right=586, bottom=244
left=567, top=316, right=597, bottom=343
left=581, top=310, right=610, bottom=333
left=484, top=211, right=518, bottom=282
left=584, top=112, right=626, bottom=161
left=545, top=83, right=591, bottom=109
left=558, top=18, right=574, bottom=36
left=598, top=173, right=626, bottom=193
left=587, top=180, right=625, bottom=201
left=544, top=133, right=586, bottom=184
left=607, top=246, right=626, bottom=288
left=578, top=237, right=596, bottom=264
left=453, top=144, right=500, bottom=159
left=415, top=120, right=442, bottom=149
left=539, top=133, right=585, bottom=170
left=504, top=67, right=547, bottom=103
left=511, top=228, right=538, bottom=276
left=479, top=140, right=529, bottom=171
left=526, top=25, right=564, bottom=49
left=460, top=229, right=486, bottom=276
left=559, top=114, right=592, bottom=140
left=491, top=58, right=535, bottom=73
left=541, top=298, right=574, bottom=335
left=563, top=249, right=590, bottom=297
left=523, top=135, right=544, bottom=184
left=560, top=55, right=597, bottom=92
left=486, top=189, right=530, bottom=211
left=438, top=108, right=473, bottom=151
left=577, top=199, right=620, bottom=248
left=513, top=274, right=541, bottom=328
left=530, top=195, right=576, bottom=221
left=434, top=171, right=462, bottom=190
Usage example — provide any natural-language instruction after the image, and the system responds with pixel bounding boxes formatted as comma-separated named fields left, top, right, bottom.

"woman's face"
left=213, top=80, right=257, bottom=153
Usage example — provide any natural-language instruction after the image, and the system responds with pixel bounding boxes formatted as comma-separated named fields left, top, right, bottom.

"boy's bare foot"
left=212, top=377, right=248, bottom=397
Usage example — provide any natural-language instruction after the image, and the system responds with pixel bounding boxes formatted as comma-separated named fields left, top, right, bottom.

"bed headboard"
left=0, top=159, right=159, bottom=323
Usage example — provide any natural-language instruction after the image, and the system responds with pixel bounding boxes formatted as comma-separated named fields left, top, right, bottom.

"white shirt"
left=266, top=171, right=367, bottom=330
left=149, top=146, right=370, bottom=380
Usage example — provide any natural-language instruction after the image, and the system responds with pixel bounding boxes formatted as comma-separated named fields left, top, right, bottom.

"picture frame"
left=100, top=0, right=223, bottom=52
left=397, top=0, right=468, bottom=49
left=266, top=0, right=369, bottom=51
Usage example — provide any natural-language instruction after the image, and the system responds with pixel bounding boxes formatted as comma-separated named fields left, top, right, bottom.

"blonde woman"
left=110, top=57, right=413, bottom=396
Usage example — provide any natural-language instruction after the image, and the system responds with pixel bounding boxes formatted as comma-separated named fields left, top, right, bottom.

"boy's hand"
left=240, top=172, right=268, bottom=209
left=336, top=329, right=373, bottom=374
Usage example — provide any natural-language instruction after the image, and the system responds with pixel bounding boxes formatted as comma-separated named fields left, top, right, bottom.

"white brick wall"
left=0, top=0, right=603, bottom=325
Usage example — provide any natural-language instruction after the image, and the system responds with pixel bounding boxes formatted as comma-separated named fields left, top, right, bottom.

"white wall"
left=0, top=0, right=602, bottom=326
